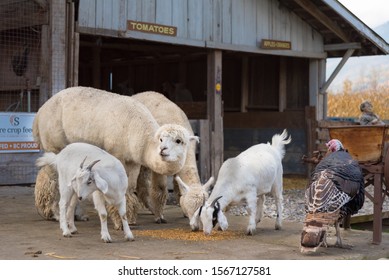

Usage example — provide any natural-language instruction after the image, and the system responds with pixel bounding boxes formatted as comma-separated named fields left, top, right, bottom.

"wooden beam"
left=320, top=48, right=354, bottom=94
left=293, top=0, right=350, bottom=42
left=324, top=42, right=361, bottom=51
left=207, top=50, right=223, bottom=179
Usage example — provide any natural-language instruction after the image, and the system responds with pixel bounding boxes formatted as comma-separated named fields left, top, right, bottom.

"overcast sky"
left=338, top=0, right=389, bottom=28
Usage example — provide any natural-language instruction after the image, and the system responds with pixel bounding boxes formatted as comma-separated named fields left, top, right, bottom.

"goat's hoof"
left=246, top=229, right=256, bottom=235
left=125, top=235, right=135, bottom=242
left=275, top=224, right=282, bottom=230
left=102, top=236, right=112, bottom=243
left=75, top=215, right=89, bottom=221
left=63, top=233, right=72, bottom=238
left=155, top=218, right=167, bottom=224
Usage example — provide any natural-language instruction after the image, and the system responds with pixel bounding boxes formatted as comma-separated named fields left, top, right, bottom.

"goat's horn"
left=80, top=156, right=87, bottom=169
left=211, top=196, right=222, bottom=207
left=86, top=159, right=100, bottom=171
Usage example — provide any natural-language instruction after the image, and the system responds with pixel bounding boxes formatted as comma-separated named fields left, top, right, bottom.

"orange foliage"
left=327, top=81, right=389, bottom=120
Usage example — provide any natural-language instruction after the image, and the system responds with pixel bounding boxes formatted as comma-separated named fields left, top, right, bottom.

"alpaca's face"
left=158, top=132, right=187, bottom=163
left=155, top=124, right=194, bottom=164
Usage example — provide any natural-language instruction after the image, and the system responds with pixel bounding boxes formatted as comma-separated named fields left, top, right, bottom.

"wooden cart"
left=327, top=125, right=389, bottom=244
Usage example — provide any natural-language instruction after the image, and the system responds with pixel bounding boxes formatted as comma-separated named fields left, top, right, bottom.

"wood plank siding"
left=78, top=0, right=325, bottom=58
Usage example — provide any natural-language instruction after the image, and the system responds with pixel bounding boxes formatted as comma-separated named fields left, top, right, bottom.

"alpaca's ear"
left=203, top=176, right=214, bottom=193
left=190, top=207, right=202, bottom=231
left=190, top=136, right=200, bottom=143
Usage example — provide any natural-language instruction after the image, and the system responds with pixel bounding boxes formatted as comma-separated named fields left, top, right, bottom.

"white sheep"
left=132, top=91, right=202, bottom=223
left=175, top=175, right=215, bottom=220
left=33, top=86, right=199, bottom=225
left=34, top=164, right=60, bottom=221
left=190, top=129, right=291, bottom=235
left=36, top=142, right=134, bottom=242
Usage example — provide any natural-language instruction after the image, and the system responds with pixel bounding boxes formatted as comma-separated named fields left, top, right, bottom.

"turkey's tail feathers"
left=271, top=129, right=291, bottom=159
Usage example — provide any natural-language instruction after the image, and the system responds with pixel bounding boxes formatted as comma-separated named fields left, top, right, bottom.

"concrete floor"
left=1, top=185, right=389, bottom=260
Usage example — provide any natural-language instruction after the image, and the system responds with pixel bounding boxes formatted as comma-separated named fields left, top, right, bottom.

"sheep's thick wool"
left=33, top=87, right=196, bottom=225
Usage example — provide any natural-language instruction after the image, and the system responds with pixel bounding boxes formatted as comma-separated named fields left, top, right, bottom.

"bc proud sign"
left=0, top=113, right=39, bottom=153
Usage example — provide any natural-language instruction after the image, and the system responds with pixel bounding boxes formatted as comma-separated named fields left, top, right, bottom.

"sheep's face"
left=180, top=189, right=209, bottom=220
left=175, top=176, right=214, bottom=222
left=156, top=124, right=199, bottom=163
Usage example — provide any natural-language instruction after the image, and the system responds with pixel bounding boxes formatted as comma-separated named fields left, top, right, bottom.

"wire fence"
left=0, top=1, right=51, bottom=185
left=0, top=1, right=42, bottom=113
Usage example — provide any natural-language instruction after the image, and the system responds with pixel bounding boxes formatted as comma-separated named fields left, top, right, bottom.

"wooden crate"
left=327, top=125, right=387, bottom=163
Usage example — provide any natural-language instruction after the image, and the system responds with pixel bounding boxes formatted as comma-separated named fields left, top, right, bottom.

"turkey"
left=300, top=139, right=365, bottom=253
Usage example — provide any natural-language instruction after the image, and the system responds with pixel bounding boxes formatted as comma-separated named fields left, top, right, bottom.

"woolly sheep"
left=34, top=164, right=60, bottom=221
left=131, top=91, right=203, bottom=224
left=190, top=129, right=291, bottom=235
left=33, top=86, right=199, bottom=225
left=175, top=175, right=214, bottom=220
left=36, top=142, right=134, bottom=242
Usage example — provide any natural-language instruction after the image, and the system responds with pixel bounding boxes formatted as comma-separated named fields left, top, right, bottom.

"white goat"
left=190, top=129, right=291, bottom=235
left=36, top=142, right=134, bottom=243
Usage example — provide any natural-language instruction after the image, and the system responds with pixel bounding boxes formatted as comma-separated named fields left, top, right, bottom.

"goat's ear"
left=93, top=172, right=108, bottom=194
left=175, top=175, right=189, bottom=195
left=217, top=210, right=228, bottom=231
left=189, top=207, right=201, bottom=231
left=203, top=176, right=214, bottom=193
left=68, top=176, right=77, bottom=189
left=189, top=136, right=200, bottom=144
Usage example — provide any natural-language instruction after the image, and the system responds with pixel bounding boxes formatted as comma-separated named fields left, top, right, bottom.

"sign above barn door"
left=260, top=39, right=291, bottom=50
left=127, top=20, right=177, bottom=37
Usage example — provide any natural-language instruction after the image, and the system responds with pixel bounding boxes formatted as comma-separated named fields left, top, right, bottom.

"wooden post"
left=199, top=119, right=210, bottom=182
left=240, top=56, right=248, bottom=112
left=207, top=50, right=223, bottom=179
left=279, top=57, right=287, bottom=112
left=67, top=0, right=76, bottom=87
left=73, top=32, right=80, bottom=86
left=372, top=172, right=383, bottom=244
left=317, top=59, right=326, bottom=120
left=39, top=24, right=50, bottom=105
left=50, top=0, right=67, bottom=95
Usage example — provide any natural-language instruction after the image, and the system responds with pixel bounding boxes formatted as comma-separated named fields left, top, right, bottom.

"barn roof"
left=280, top=0, right=389, bottom=57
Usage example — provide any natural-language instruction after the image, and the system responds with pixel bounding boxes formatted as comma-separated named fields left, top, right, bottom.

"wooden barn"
left=0, top=0, right=388, bottom=185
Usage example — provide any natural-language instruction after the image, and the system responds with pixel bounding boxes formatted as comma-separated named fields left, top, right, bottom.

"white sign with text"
left=0, top=113, right=39, bottom=153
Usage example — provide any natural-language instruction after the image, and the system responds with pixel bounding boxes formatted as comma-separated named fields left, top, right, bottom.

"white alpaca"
left=132, top=91, right=203, bottom=223
left=33, top=86, right=198, bottom=225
